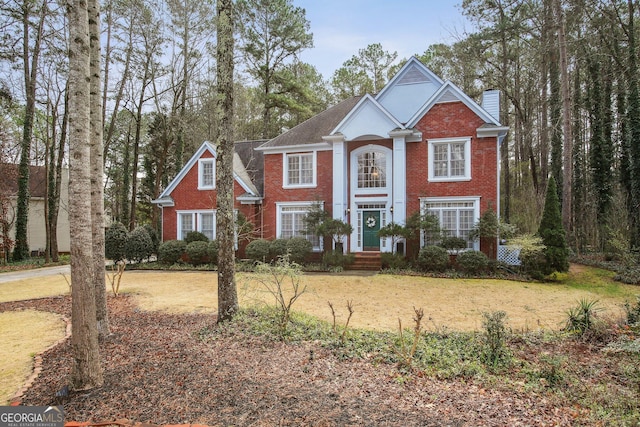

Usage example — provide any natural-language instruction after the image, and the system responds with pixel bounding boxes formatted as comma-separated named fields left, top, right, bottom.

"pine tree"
left=538, top=177, right=569, bottom=274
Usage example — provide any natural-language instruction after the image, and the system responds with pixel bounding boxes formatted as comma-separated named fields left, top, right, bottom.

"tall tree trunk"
left=67, top=0, right=103, bottom=390
left=89, top=0, right=109, bottom=338
left=49, top=85, right=69, bottom=263
left=626, top=0, right=640, bottom=247
left=14, top=0, right=48, bottom=261
left=216, top=0, right=238, bottom=322
left=555, top=0, right=573, bottom=235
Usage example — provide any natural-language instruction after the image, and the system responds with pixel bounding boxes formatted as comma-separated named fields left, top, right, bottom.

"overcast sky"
left=294, top=0, right=472, bottom=79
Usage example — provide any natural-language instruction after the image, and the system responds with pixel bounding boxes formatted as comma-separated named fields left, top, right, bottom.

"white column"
left=390, top=130, right=410, bottom=225
left=326, top=135, right=347, bottom=252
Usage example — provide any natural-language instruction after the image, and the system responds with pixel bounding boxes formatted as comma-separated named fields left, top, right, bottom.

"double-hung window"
left=198, top=158, right=215, bottom=189
left=428, top=137, right=471, bottom=181
left=420, top=197, right=480, bottom=250
left=177, top=211, right=217, bottom=240
left=284, top=152, right=315, bottom=187
left=277, top=203, right=321, bottom=250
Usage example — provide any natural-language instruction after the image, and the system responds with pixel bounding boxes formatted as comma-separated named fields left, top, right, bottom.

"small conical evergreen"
left=538, top=177, right=569, bottom=274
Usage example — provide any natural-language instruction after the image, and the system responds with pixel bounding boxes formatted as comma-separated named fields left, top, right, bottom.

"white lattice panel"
left=498, top=245, right=521, bottom=266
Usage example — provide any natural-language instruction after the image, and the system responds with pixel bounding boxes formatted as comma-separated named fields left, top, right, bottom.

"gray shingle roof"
left=258, top=96, right=362, bottom=149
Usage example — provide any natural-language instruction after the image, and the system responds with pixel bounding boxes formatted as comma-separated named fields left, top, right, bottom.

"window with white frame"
left=357, top=151, right=386, bottom=188
left=177, top=210, right=217, bottom=240
left=427, top=137, right=471, bottom=181
left=277, top=203, right=321, bottom=250
left=421, top=198, right=479, bottom=249
left=285, top=152, right=315, bottom=187
left=198, top=158, right=215, bottom=189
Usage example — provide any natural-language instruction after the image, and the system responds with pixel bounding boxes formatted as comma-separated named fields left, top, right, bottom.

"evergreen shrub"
left=286, top=237, right=312, bottom=264
left=417, top=245, right=450, bottom=272
left=125, top=226, right=154, bottom=262
left=158, top=240, right=187, bottom=265
left=456, top=250, right=489, bottom=274
left=186, top=241, right=209, bottom=266
left=246, top=239, right=271, bottom=262
left=105, top=222, right=128, bottom=262
left=184, top=231, right=209, bottom=243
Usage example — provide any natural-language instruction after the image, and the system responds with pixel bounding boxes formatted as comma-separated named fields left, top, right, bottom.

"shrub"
left=417, top=245, right=450, bottom=272
left=184, top=231, right=209, bottom=243
left=440, top=236, right=468, bottom=253
left=456, top=250, right=489, bottom=274
left=158, top=240, right=187, bottom=265
left=186, top=241, right=209, bottom=266
left=125, top=226, right=154, bottom=262
left=322, top=250, right=355, bottom=269
left=381, top=252, right=409, bottom=270
left=207, top=240, right=219, bottom=265
left=269, top=238, right=289, bottom=261
left=537, top=177, right=569, bottom=274
left=105, top=222, right=128, bottom=262
left=286, top=237, right=312, bottom=264
left=246, top=239, right=271, bottom=262
left=624, top=296, right=640, bottom=326
left=143, top=224, right=160, bottom=255
left=481, top=310, right=511, bottom=368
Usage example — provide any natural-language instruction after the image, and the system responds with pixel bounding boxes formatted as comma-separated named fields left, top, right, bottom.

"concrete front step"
left=347, top=252, right=382, bottom=271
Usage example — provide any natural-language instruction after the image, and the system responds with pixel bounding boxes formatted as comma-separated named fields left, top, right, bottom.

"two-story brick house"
left=153, top=57, right=508, bottom=258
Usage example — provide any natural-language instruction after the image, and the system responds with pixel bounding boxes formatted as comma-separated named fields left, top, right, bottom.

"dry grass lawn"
left=0, top=310, right=66, bottom=404
left=1, top=265, right=637, bottom=405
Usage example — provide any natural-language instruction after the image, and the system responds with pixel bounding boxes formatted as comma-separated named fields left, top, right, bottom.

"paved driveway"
left=0, top=265, right=70, bottom=284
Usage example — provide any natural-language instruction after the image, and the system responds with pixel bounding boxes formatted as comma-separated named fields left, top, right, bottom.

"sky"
left=294, top=0, right=473, bottom=79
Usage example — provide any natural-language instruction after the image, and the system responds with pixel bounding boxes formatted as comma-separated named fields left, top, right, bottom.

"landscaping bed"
left=5, top=294, right=639, bottom=426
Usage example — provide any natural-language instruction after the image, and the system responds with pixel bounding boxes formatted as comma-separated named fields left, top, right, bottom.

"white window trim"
left=177, top=210, right=217, bottom=240
left=427, top=137, right=472, bottom=182
left=198, top=158, right=216, bottom=190
left=350, top=145, right=393, bottom=196
left=275, top=201, right=323, bottom=251
left=283, top=151, right=317, bottom=189
left=419, top=196, right=480, bottom=251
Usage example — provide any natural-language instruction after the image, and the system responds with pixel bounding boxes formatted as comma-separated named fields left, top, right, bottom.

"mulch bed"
left=3, top=296, right=582, bottom=426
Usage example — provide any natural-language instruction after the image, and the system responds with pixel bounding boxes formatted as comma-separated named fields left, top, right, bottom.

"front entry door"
left=363, top=210, right=381, bottom=251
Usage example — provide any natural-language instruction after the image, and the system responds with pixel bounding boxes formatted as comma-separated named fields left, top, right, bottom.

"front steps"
left=348, top=251, right=382, bottom=271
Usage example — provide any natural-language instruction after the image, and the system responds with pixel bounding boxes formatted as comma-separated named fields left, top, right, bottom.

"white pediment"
left=332, top=95, right=403, bottom=141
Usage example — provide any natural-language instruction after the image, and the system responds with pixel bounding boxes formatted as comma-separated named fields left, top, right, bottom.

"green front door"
left=363, top=210, right=381, bottom=251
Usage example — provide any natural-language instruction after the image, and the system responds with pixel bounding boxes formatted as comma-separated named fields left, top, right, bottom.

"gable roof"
left=0, top=164, right=49, bottom=198
left=331, top=94, right=404, bottom=141
left=153, top=141, right=262, bottom=206
left=257, top=96, right=362, bottom=150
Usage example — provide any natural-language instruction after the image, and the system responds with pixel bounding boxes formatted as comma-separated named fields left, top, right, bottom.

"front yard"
left=1, top=265, right=639, bottom=424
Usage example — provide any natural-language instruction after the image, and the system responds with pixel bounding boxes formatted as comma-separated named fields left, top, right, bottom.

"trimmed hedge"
left=125, top=226, right=154, bottom=262
left=186, top=241, right=209, bottom=266
left=246, top=239, right=271, bottom=262
left=158, top=240, right=187, bottom=265
left=417, top=245, right=450, bottom=272
left=456, top=250, right=489, bottom=274
left=185, top=231, right=209, bottom=243
left=105, top=222, right=128, bottom=262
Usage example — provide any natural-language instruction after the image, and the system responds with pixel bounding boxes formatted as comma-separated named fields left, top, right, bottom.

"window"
left=177, top=210, right=217, bottom=240
left=200, top=212, right=215, bottom=240
left=277, top=203, right=321, bottom=250
left=428, top=137, right=471, bottom=181
left=357, top=151, right=386, bottom=188
left=178, top=213, right=195, bottom=240
left=198, top=158, right=215, bottom=189
left=421, top=197, right=480, bottom=250
left=285, top=152, right=315, bottom=187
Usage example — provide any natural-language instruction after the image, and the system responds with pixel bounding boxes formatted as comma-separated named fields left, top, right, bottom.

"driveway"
left=0, top=265, right=70, bottom=284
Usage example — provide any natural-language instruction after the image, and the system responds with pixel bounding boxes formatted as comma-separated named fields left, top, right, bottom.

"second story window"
left=428, top=137, right=472, bottom=181
left=285, top=152, right=315, bottom=187
left=357, top=151, right=386, bottom=188
left=198, top=158, right=215, bottom=189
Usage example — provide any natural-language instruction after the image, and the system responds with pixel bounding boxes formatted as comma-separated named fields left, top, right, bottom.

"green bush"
left=322, top=250, right=355, bottom=268
left=186, top=241, right=209, bottom=266
left=440, top=236, right=468, bottom=253
left=105, top=222, right=128, bottom=262
left=481, top=311, right=511, bottom=368
left=417, top=245, right=450, bottom=272
left=158, top=240, right=187, bottom=265
left=456, top=250, right=489, bottom=274
left=381, top=252, right=409, bottom=270
left=207, top=240, right=219, bottom=265
left=286, top=237, right=312, bottom=264
left=185, top=231, right=209, bottom=243
left=246, top=239, right=271, bottom=262
left=143, top=224, right=160, bottom=255
left=125, top=226, right=154, bottom=262
left=270, top=238, right=289, bottom=261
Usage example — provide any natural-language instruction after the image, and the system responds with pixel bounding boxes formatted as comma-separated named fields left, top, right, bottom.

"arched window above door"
left=357, top=150, right=386, bottom=188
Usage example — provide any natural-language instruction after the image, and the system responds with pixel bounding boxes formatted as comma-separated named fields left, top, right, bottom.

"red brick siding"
left=261, top=150, right=333, bottom=243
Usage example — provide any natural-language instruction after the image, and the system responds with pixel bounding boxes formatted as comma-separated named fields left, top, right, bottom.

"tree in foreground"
left=216, top=0, right=238, bottom=322
left=537, top=176, right=569, bottom=275
left=67, top=0, right=103, bottom=389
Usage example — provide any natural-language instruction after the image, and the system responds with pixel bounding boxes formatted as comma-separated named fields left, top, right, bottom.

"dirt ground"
left=3, top=295, right=593, bottom=426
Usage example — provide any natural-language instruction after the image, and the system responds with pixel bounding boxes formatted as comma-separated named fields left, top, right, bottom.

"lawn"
left=1, top=264, right=639, bottom=423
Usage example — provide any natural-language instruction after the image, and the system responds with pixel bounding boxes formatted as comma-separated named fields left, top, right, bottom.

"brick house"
left=153, top=57, right=508, bottom=258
